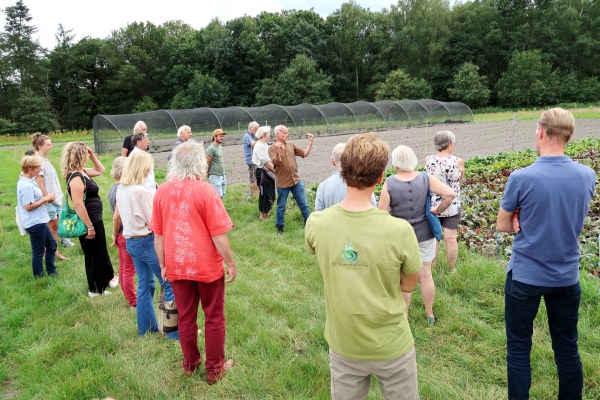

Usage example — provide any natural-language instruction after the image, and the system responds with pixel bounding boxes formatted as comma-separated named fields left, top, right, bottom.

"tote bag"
left=422, top=172, right=443, bottom=241
left=57, top=174, right=87, bottom=238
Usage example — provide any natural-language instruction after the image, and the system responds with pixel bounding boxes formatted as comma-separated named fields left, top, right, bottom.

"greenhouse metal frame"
left=93, top=99, right=473, bottom=154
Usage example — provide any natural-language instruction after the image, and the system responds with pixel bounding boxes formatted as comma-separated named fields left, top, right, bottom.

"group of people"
left=15, top=107, right=595, bottom=399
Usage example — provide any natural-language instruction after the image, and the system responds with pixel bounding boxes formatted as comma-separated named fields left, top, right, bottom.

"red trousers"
left=116, top=233, right=137, bottom=307
left=171, top=277, right=226, bottom=375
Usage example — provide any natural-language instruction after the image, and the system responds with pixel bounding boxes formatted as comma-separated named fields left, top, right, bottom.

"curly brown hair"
left=60, top=141, right=88, bottom=179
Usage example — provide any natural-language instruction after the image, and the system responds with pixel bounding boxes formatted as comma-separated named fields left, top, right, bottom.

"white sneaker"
left=109, top=277, right=120, bottom=288
left=102, top=290, right=112, bottom=295
left=59, top=237, right=75, bottom=247
left=88, top=291, right=100, bottom=298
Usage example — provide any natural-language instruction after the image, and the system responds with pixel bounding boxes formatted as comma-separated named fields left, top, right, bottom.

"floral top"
left=425, top=155, right=461, bottom=217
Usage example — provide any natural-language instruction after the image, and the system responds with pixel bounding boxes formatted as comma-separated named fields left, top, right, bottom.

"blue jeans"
left=275, top=180, right=311, bottom=228
left=25, top=223, right=57, bottom=277
left=209, top=175, right=227, bottom=197
left=504, top=271, right=582, bottom=400
left=126, top=234, right=179, bottom=340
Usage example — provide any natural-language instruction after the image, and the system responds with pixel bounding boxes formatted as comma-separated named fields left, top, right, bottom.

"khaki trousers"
left=329, top=346, right=419, bottom=400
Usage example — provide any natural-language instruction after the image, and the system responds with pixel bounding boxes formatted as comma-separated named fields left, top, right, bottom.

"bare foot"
left=56, top=253, right=70, bottom=261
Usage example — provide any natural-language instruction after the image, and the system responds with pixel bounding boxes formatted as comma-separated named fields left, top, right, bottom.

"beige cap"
left=212, top=129, right=227, bottom=137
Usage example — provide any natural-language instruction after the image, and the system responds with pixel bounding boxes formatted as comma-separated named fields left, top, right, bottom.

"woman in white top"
left=32, top=133, right=72, bottom=260
left=425, top=130, right=465, bottom=273
left=252, top=126, right=276, bottom=220
left=114, top=151, right=179, bottom=339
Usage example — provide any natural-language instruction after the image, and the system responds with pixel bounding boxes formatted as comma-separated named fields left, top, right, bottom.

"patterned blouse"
left=425, top=155, right=461, bottom=217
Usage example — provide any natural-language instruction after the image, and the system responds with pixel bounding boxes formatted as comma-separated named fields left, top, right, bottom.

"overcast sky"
left=0, top=0, right=395, bottom=50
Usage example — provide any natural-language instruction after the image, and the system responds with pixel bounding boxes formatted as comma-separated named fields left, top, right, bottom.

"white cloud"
left=0, top=0, right=394, bottom=50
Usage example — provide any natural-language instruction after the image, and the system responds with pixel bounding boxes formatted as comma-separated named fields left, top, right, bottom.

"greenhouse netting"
left=93, top=100, right=473, bottom=154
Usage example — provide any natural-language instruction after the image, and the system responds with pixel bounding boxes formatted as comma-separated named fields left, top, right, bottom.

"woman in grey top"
left=379, top=145, right=454, bottom=325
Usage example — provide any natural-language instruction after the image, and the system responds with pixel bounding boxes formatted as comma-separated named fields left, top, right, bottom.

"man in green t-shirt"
left=305, top=132, right=422, bottom=400
left=206, top=129, right=227, bottom=198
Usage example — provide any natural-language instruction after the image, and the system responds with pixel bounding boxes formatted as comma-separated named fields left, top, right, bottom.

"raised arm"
left=84, top=147, right=105, bottom=177
left=302, top=133, right=314, bottom=157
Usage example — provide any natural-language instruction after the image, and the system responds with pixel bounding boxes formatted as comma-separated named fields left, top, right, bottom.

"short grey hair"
left=177, top=125, right=191, bottom=138
left=110, top=156, right=127, bottom=180
left=331, top=143, right=345, bottom=166
left=392, top=145, right=418, bottom=171
left=133, top=120, right=147, bottom=134
left=248, top=121, right=259, bottom=131
left=274, top=125, right=287, bottom=135
left=433, top=130, right=456, bottom=151
left=255, top=126, right=271, bottom=140
left=167, top=140, right=208, bottom=181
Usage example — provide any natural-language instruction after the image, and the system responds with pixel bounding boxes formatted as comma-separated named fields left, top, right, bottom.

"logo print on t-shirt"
left=342, top=242, right=358, bottom=263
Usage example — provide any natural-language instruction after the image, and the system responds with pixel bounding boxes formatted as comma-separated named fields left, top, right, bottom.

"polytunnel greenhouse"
left=92, top=99, right=473, bottom=154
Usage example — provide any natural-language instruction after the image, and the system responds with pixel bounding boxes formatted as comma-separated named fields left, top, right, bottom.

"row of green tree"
left=1, top=0, right=600, bottom=133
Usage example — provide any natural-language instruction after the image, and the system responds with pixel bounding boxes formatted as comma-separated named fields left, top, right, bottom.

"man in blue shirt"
left=243, top=121, right=259, bottom=196
left=497, top=108, right=596, bottom=400
left=315, top=143, right=376, bottom=211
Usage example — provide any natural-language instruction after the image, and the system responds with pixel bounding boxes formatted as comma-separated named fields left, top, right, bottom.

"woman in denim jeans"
left=115, top=151, right=179, bottom=340
left=17, top=156, right=57, bottom=278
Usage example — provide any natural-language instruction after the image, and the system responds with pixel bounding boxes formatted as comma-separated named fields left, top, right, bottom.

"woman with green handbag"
left=61, top=142, right=118, bottom=297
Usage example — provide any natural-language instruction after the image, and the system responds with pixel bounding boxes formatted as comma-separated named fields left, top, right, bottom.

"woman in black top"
left=61, top=142, right=118, bottom=297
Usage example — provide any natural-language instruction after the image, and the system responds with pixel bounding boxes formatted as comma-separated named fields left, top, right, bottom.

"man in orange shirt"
left=152, top=141, right=237, bottom=384
left=268, top=125, right=314, bottom=234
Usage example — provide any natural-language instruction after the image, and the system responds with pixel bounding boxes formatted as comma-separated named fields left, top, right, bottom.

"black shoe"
left=277, top=226, right=283, bottom=235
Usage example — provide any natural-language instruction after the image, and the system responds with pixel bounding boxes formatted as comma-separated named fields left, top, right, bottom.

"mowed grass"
left=474, top=106, right=600, bottom=122
left=1, top=145, right=599, bottom=399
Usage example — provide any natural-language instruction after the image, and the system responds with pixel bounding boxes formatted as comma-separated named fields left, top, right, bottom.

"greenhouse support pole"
left=425, top=121, right=428, bottom=154
left=512, top=114, right=516, bottom=152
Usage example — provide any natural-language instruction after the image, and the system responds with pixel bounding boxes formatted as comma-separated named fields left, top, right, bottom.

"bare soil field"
left=153, top=118, right=600, bottom=187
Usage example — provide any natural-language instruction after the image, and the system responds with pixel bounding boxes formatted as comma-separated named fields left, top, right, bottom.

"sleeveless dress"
left=424, top=155, right=461, bottom=218
left=67, top=172, right=114, bottom=293
left=386, top=173, right=433, bottom=242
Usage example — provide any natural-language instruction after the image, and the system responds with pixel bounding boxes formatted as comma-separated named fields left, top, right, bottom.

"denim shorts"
left=46, top=203, right=61, bottom=220
left=209, top=175, right=227, bottom=197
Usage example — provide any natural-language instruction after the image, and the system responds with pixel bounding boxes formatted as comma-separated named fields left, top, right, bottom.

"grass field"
left=1, top=145, right=599, bottom=399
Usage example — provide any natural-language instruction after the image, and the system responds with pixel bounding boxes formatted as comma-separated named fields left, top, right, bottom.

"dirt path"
left=153, top=118, right=600, bottom=186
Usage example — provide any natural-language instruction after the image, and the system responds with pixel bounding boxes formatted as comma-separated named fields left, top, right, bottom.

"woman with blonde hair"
left=31, top=133, right=73, bottom=260
left=252, top=126, right=276, bottom=220
left=17, top=156, right=57, bottom=277
left=115, top=151, right=179, bottom=339
left=108, top=157, right=137, bottom=309
left=379, top=145, right=455, bottom=325
left=61, top=142, right=118, bottom=296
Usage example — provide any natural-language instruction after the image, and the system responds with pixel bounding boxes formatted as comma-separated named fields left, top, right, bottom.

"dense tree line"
left=1, top=0, right=599, bottom=133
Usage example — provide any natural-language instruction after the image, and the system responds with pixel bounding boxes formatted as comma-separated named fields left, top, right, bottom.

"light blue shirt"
left=17, top=176, right=50, bottom=229
left=315, top=170, right=377, bottom=211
